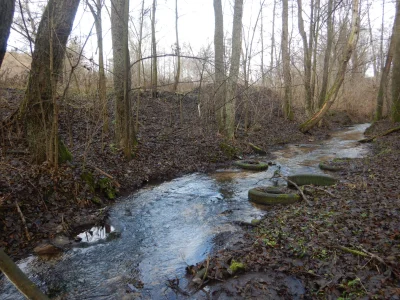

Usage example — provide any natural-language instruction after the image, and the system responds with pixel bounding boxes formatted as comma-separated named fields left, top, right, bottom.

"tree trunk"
left=21, top=0, right=80, bottom=163
left=0, top=249, right=49, bottom=300
left=88, top=0, right=108, bottom=133
left=297, top=0, right=313, bottom=115
left=135, top=0, right=145, bottom=132
left=111, top=0, right=136, bottom=158
left=269, top=0, right=276, bottom=86
left=282, top=0, right=293, bottom=120
left=151, top=0, right=158, bottom=98
left=172, top=0, right=181, bottom=93
left=318, top=0, right=334, bottom=108
left=375, top=7, right=398, bottom=121
left=0, top=0, right=15, bottom=69
left=260, top=0, right=265, bottom=86
left=213, top=0, right=226, bottom=133
left=224, top=0, right=244, bottom=139
left=299, top=0, right=360, bottom=133
left=391, top=0, right=400, bottom=122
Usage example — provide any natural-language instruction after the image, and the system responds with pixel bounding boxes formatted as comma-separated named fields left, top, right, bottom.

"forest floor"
left=188, top=120, right=400, bottom=299
left=1, top=87, right=398, bottom=299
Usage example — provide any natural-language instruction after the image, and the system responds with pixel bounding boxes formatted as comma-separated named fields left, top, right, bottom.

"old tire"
left=319, top=162, right=343, bottom=172
left=248, top=187, right=300, bottom=205
left=234, top=160, right=269, bottom=171
left=288, top=173, right=337, bottom=187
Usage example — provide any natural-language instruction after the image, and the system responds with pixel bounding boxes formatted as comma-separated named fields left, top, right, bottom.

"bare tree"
left=375, top=2, right=398, bottom=121
left=21, top=0, right=81, bottom=163
left=282, top=0, right=294, bottom=120
left=299, top=0, right=360, bottom=133
left=213, top=0, right=225, bottom=132
left=151, top=0, right=157, bottom=98
left=318, top=0, right=334, bottom=108
left=172, top=0, right=181, bottom=93
left=391, top=0, right=400, bottom=122
left=224, top=0, right=244, bottom=138
left=135, top=0, right=145, bottom=132
left=0, top=0, right=15, bottom=69
left=88, top=0, right=108, bottom=132
left=111, top=0, right=136, bottom=158
left=297, top=0, right=313, bottom=115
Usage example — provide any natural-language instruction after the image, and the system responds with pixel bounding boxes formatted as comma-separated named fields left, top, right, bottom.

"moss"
left=59, top=140, right=72, bottom=163
left=288, top=174, right=337, bottom=187
left=229, top=260, right=245, bottom=274
left=219, top=142, right=238, bottom=159
left=81, top=171, right=95, bottom=192
left=97, top=178, right=117, bottom=199
left=251, top=219, right=261, bottom=225
left=91, top=196, right=103, bottom=205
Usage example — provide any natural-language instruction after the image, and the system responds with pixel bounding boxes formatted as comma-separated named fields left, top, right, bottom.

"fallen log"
left=359, top=125, right=400, bottom=143
left=0, top=248, right=49, bottom=299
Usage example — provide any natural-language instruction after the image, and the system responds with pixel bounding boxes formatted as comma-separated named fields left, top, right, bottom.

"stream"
left=0, top=124, right=370, bottom=299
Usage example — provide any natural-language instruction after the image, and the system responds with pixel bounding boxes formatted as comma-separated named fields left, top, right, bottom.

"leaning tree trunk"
left=0, top=0, right=15, bottom=69
left=281, top=0, right=294, bottom=120
left=299, top=0, right=360, bottom=133
left=111, top=0, right=136, bottom=158
left=391, top=0, right=400, bottom=122
left=224, top=0, right=243, bottom=139
left=21, top=0, right=80, bottom=163
left=213, top=0, right=226, bottom=133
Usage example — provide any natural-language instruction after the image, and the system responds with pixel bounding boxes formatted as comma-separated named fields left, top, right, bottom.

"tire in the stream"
left=234, top=160, right=269, bottom=171
left=318, top=162, right=343, bottom=172
left=288, top=173, right=337, bottom=187
left=248, top=187, right=300, bottom=205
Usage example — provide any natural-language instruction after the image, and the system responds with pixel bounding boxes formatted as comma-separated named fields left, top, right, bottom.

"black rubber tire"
left=288, top=173, right=337, bottom=187
left=234, top=160, right=269, bottom=171
left=248, top=187, right=300, bottom=205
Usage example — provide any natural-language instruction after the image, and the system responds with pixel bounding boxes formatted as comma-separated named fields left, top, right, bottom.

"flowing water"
left=0, top=124, right=370, bottom=299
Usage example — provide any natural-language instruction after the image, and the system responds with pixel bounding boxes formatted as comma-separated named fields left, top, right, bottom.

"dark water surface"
left=0, top=124, right=370, bottom=299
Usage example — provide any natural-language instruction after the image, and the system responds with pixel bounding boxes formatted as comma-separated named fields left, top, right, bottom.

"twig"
left=91, top=165, right=121, bottom=188
left=306, top=185, right=336, bottom=198
left=336, top=246, right=369, bottom=257
left=285, top=177, right=311, bottom=205
left=15, top=201, right=30, bottom=241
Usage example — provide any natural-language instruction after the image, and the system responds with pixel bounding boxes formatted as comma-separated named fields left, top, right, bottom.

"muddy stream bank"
left=0, top=124, right=370, bottom=299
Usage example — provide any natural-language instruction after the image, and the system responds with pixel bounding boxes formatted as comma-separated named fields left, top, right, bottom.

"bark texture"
left=392, top=0, right=400, bottom=122
left=0, top=0, right=15, bottom=69
left=281, top=0, right=294, bottom=120
left=213, top=0, right=225, bottom=132
left=224, top=0, right=244, bottom=139
left=22, top=0, right=80, bottom=163
left=111, top=0, right=135, bottom=158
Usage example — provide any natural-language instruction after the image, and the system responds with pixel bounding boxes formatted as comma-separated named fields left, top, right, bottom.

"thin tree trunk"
left=366, top=0, right=378, bottom=80
left=299, top=0, right=360, bottom=133
left=310, top=0, right=320, bottom=107
left=318, top=0, right=334, bottom=108
left=260, top=0, right=265, bottom=86
left=297, top=0, right=313, bottom=115
left=375, top=6, right=398, bottom=121
left=173, top=0, right=181, bottom=93
left=151, top=0, right=158, bottom=98
left=391, top=0, right=400, bottom=122
left=225, top=0, right=244, bottom=139
left=21, top=0, right=80, bottom=163
left=135, top=0, right=145, bottom=132
left=0, top=0, right=15, bottom=69
left=88, top=0, right=108, bottom=133
left=213, top=0, right=225, bottom=132
left=282, top=0, right=293, bottom=120
left=269, top=0, right=276, bottom=85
